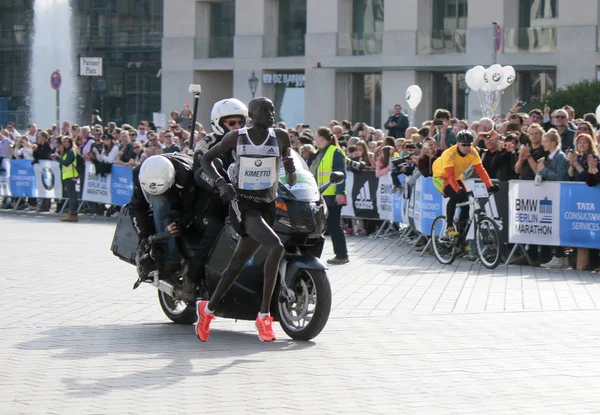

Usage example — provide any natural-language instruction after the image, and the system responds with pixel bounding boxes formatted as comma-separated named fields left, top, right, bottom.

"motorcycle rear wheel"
left=158, top=290, right=197, bottom=325
left=277, top=269, right=331, bottom=341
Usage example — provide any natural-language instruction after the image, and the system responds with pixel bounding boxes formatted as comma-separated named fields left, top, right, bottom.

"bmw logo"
left=254, top=160, right=262, bottom=167
left=149, top=182, right=157, bottom=189
left=507, top=75, right=514, bottom=84
left=41, top=167, right=54, bottom=190
left=492, top=73, right=501, bottom=82
left=405, top=91, right=411, bottom=100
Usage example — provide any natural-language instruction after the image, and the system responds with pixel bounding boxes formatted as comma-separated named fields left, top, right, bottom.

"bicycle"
left=430, top=189, right=501, bottom=269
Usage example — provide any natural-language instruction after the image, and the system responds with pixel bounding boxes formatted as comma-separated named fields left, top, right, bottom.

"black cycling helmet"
left=455, top=130, right=475, bottom=145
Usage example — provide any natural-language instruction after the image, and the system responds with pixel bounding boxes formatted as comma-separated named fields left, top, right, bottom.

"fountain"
left=31, top=0, right=77, bottom=129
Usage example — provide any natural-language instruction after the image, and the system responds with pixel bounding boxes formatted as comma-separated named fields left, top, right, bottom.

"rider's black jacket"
left=192, top=132, right=235, bottom=220
left=129, top=152, right=196, bottom=241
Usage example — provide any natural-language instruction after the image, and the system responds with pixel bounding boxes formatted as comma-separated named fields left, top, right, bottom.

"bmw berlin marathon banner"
left=509, top=180, right=600, bottom=249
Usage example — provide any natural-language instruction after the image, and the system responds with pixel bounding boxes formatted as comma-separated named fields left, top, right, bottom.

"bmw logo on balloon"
left=41, top=167, right=54, bottom=191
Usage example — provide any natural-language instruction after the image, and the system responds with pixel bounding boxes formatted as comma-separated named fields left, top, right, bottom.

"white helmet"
left=139, top=155, right=176, bottom=196
left=210, top=98, right=248, bottom=136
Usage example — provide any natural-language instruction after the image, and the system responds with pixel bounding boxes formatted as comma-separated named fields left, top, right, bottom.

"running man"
left=196, top=97, right=297, bottom=342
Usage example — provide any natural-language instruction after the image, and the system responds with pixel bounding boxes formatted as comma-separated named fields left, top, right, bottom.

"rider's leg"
left=206, top=235, right=261, bottom=311
left=183, top=216, right=224, bottom=302
left=444, top=185, right=458, bottom=229
left=149, top=194, right=181, bottom=264
left=243, top=214, right=285, bottom=314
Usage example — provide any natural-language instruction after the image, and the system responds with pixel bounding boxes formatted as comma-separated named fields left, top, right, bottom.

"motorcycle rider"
left=182, top=98, right=248, bottom=303
left=196, top=97, right=297, bottom=342
left=129, top=152, right=197, bottom=288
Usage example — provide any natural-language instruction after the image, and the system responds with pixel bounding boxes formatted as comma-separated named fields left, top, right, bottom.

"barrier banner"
left=33, top=160, right=63, bottom=199
left=419, top=177, right=444, bottom=235
left=0, top=158, right=10, bottom=196
left=82, top=164, right=111, bottom=204
left=509, top=180, right=562, bottom=246
left=376, top=173, right=394, bottom=221
left=351, top=170, right=379, bottom=219
left=110, top=165, right=134, bottom=206
left=341, top=170, right=355, bottom=217
left=9, top=159, right=36, bottom=197
left=559, top=183, right=600, bottom=249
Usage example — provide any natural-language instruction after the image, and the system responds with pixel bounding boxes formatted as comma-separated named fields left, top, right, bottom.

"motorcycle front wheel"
left=158, top=290, right=197, bottom=325
left=277, top=269, right=332, bottom=341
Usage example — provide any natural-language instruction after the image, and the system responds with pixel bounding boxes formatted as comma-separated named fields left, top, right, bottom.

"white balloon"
left=405, top=85, right=423, bottom=110
left=485, top=64, right=504, bottom=91
left=465, top=68, right=476, bottom=90
left=481, top=82, right=491, bottom=92
left=595, top=104, right=600, bottom=123
left=469, top=65, right=486, bottom=91
left=503, top=65, right=516, bottom=89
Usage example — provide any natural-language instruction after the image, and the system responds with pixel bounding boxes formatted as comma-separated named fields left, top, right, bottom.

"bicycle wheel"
left=475, top=217, right=501, bottom=269
left=431, top=215, right=458, bottom=265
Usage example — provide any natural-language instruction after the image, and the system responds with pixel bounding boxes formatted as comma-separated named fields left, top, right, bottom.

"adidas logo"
left=266, top=147, right=276, bottom=155
left=355, top=182, right=374, bottom=210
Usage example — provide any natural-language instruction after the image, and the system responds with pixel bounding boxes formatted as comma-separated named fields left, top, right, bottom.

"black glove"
left=218, top=182, right=236, bottom=203
left=488, top=184, right=500, bottom=194
left=456, top=187, right=467, bottom=198
left=139, top=237, right=150, bottom=253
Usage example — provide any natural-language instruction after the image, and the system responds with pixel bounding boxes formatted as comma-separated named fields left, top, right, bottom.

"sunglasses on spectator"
left=165, top=135, right=173, bottom=139
left=129, top=133, right=136, bottom=137
left=578, top=126, right=590, bottom=131
left=553, top=115, right=566, bottom=119
left=226, top=120, right=244, bottom=127
left=133, top=146, right=142, bottom=149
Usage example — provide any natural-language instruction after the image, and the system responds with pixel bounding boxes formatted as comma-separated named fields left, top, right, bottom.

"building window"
left=418, top=0, right=466, bottom=54
left=352, top=73, right=382, bottom=128
left=518, top=70, right=556, bottom=104
left=209, top=1, right=235, bottom=58
left=432, top=72, right=466, bottom=119
left=504, top=0, right=557, bottom=53
left=278, top=0, right=306, bottom=57
left=351, top=0, right=384, bottom=55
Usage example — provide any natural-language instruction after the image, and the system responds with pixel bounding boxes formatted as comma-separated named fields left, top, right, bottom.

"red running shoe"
left=195, top=300, right=215, bottom=342
left=255, top=314, right=277, bottom=342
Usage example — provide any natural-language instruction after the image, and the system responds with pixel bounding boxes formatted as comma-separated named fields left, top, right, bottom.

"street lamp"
left=248, top=71, right=259, bottom=98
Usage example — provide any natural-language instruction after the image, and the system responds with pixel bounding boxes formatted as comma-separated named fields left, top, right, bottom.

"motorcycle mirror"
left=329, top=171, right=345, bottom=185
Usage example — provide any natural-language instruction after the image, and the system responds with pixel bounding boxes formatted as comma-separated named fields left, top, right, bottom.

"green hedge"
left=524, top=79, right=600, bottom=117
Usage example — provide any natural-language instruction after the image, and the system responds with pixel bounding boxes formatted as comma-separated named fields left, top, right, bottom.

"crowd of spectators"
left=1, top=100, right=599, bottom=270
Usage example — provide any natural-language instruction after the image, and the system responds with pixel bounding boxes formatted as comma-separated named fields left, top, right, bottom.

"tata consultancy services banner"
left=110, top=165, right=134, bottom=206
left=508, top=180, right=562, bottom=246
left=33, top=160, right=63, bottom=199
left=559, top=182, right=600, bottom=249
left=9, top=159, right=36, bottom=197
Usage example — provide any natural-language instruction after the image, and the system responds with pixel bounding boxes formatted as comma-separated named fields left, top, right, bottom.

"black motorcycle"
left=111, top=161, right=344, bottom=341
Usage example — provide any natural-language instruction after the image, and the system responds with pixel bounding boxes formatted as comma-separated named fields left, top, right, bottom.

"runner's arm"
left=200, top=131, right=237, bottom=184
left=276, top=129, right=297, bottom=186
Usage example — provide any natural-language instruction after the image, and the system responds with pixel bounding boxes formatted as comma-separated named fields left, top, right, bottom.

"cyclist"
left=432, top=130, right=499, bottom=237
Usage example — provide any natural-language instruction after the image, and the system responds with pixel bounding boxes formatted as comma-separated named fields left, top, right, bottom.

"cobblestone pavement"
left=2, top=212, right=600, bottom=414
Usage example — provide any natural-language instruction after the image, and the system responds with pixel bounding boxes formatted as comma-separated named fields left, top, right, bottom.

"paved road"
left=2, top=212, right=600, bottom=414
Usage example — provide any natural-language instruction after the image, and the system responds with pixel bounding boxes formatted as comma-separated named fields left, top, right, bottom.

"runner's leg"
left=243, top=214, right=284, bottom=314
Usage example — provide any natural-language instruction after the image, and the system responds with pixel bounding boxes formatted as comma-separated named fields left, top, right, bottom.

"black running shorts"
left=229, top=198, right=276, bottom=238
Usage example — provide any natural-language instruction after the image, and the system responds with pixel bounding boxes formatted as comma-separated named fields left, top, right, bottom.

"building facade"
left=0, top=0, right=162, bottom=128
left=162, top=0, right=599, bottom=130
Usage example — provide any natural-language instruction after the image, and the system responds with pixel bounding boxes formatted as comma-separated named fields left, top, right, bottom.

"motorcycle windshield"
left=279, top=151, right=320, bottom=202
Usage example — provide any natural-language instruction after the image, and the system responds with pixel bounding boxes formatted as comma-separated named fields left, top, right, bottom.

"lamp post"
left=248, top=71, right=259, bottom=99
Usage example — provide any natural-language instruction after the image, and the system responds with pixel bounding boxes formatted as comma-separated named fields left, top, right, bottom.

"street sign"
left=79, top=57, right=103, bottom=76
left=50, top=70, right=62, bottom=91
left=494, top=24, right=502, bottom=52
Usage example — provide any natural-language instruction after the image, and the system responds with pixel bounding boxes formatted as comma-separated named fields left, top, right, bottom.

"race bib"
left=238, top=156, right=277, bottom=190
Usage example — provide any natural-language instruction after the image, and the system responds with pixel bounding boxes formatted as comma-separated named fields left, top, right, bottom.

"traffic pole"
left=56, top=88, right=60, bottom=131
